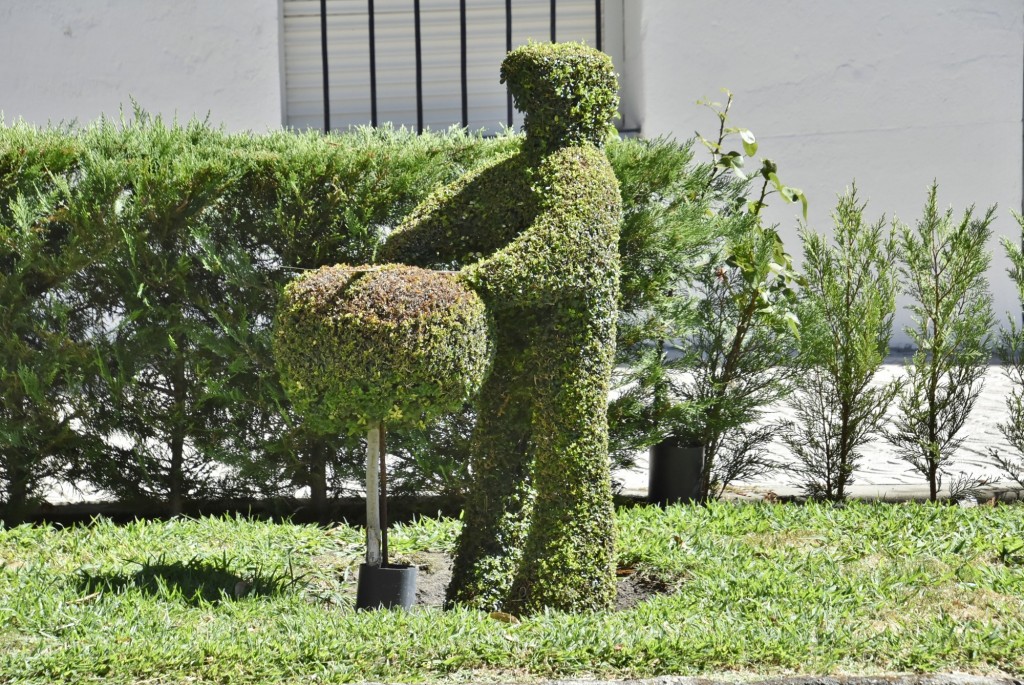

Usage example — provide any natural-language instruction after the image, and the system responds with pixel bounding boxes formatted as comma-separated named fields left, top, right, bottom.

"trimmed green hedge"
left=0, top=113, right=710, bottom=518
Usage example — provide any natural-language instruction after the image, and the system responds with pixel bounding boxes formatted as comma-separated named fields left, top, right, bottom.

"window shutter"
left=283, top=0, right=603, bottom=133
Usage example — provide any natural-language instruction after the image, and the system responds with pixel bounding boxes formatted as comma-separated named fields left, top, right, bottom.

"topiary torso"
left=380, top=42, right=622, bottom=614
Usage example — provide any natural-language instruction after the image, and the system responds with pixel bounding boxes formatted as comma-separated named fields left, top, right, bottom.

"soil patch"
left=402, top=551, right=670, bottom=611
left=614, top=571, right=673, bottom=610
left=407, top=551, right=453, bottom=607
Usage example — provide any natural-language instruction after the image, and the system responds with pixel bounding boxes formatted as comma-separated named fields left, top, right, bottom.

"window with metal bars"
left=283, top=0, right=605, bottom=134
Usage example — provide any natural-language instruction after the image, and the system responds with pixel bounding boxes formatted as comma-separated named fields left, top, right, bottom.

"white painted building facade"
left=2, top=0, right=1022, bottom=345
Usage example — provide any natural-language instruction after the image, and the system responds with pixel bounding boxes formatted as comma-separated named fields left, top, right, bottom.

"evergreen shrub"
left=0, top=112, right=708, bottom=514
left=888, top=184, right=995, bottom=502
left=0, top=125, right=108, bottom=519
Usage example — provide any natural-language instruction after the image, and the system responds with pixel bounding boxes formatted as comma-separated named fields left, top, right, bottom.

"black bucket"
left=355, top=563, right=418, bottom=610
left=648, top=437, right=705, bottom=506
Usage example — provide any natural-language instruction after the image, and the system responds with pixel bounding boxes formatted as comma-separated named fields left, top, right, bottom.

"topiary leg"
left=505, top=328, right=617, bottom=615
left=446, top=344, right=536, bottom=611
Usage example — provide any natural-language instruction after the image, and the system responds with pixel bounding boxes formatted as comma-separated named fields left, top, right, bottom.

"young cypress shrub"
left=988, top=212, right=1024, bottom=489
left=888, top=184, right=995, bottom=502
left=783, top=188, right=901, bottom=500
left=78, top=115, right=265, bottom=513
left=605, top=137, right=716, bottom=470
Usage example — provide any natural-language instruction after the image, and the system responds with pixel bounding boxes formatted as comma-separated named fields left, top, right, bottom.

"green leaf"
left=739, top=130, right=758, bottom=157
left=784, top=310, right=801, bottom=338
left=778, top=186, right=809, bottom=219
left=698, top=135, right=721, bottom=153
left=718, top=151, right=743, bottom=167
left=718, top=152, right=747, bottom=180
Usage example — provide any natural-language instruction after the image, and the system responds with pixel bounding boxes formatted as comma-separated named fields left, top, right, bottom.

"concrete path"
left=540, top=677, right=1021, bottom=685
left=615, top=364, right=1023, bottom=501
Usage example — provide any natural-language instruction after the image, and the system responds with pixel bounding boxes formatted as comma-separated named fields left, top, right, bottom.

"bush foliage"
left=274, top=264, right=492, bottom=434
left=0, top=106, right=706, bottom=516
left=888, top=185, right=995, bottom=502
left=783, top=188, right=901, bottom=500
left=991, top=212, right=1024, bottom=487
left=0, top=127, right=107, bottom=519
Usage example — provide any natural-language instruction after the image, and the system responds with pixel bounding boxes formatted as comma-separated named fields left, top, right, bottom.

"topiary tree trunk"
left=365, top=422, right=382, bottom=566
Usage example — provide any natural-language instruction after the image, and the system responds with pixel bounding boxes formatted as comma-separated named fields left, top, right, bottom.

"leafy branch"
left=696, top=89, right=807, bottom=219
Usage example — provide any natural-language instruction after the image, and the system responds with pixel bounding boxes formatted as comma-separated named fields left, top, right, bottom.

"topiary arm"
left=460, top=147, right=621, bottom=308
left=378, top=179, right=468, bottom=267
left=379, top=154, right=521, bottom=268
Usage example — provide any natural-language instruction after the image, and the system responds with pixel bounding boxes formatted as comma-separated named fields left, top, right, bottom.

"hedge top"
left=500, top=42, right=619, bottom=154
left=273, top=264, right=493, bottom=434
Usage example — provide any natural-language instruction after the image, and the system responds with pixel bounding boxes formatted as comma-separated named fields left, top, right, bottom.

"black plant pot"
left=648, top=436, right=705, bottom=506
left=355, top=562, right=418, bottom=610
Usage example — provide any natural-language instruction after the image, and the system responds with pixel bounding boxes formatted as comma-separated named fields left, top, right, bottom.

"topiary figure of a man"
left=380, top=42, right=622, bottom=614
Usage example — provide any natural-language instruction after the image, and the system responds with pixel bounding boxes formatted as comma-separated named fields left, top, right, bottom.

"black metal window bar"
left=318, top=0, right=604, bottom=135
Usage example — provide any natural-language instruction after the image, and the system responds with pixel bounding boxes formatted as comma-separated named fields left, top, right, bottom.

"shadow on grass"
left=75, top=554, right=300, bottom=606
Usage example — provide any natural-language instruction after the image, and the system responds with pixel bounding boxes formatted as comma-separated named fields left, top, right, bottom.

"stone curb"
left=541, top=677, right=1021, bottom=685
left=356, top=676, right=1021, bottom=685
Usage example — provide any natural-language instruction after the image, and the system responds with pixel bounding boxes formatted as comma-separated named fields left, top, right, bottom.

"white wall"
left=0, top=0, right=284, bottom=131
left=622, top=0, right=1024, bottom=347
left=3, top=0, right=1022, bottom=345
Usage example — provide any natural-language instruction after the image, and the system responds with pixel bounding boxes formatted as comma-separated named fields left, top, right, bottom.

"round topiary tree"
left=274, top=263, right=492, bottom=571
left=379, top=42, right=622, bottom=614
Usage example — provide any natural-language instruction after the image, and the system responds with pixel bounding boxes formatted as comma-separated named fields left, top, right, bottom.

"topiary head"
left=274, top=264, right=493, bottom=435
left=501, top=41, right=619, bottom=153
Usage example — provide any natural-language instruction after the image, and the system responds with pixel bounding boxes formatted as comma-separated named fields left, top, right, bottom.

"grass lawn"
left=1, top=501, right=1022, bottom=684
